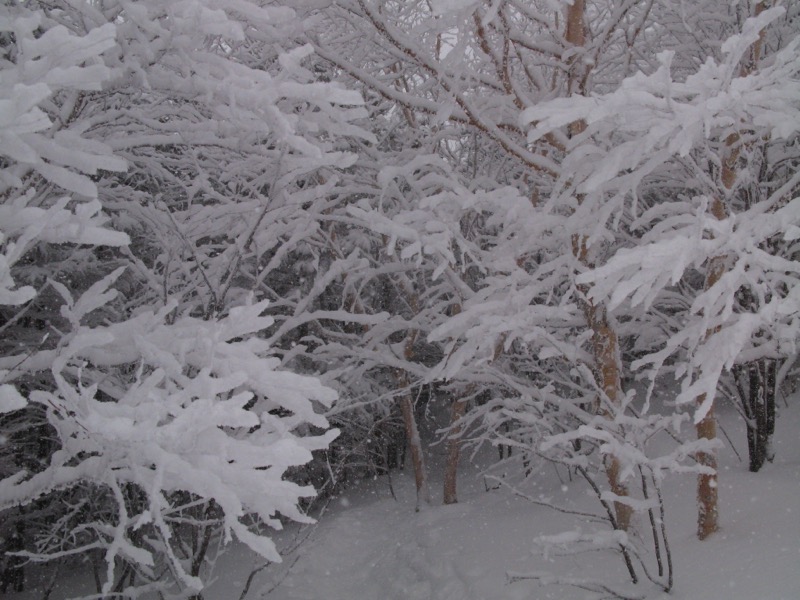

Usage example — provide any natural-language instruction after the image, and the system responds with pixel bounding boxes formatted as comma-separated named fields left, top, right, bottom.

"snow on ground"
left=220, top=396, right=800, bottom=600
left=7, top=396, right=800, bottom=599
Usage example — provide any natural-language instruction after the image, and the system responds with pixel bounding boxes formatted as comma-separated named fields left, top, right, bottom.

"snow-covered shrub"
left=3, top=287, right=337, bottom=594
left=1, top=2, right=348, bottom=595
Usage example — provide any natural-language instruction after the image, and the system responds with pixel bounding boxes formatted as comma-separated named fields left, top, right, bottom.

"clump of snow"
left=0, top=384, right=26, bottom=413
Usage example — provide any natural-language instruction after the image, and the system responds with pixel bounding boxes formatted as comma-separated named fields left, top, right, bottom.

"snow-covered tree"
left=3, top=0, right=798, bottom=596
left=522, top=2, right=800, bottom=539
left=0, top=1, right=371, bottom=594
left=304, top=0, right=799, bottom=594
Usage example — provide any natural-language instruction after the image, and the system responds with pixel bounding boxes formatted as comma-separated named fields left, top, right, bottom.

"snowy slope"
left=236, top=399, right=800, bottom=600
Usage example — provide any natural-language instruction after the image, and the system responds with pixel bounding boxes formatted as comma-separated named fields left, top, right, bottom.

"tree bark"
left=443, top=394, right=468, bottom=505
left=399, top=386, right=431, bottom=510
left=735, top=359, right=777, bottom=472
left=584, top=298, right=632, bottom=532
left=696, top=2, right=770, bottom=538
left=397, top=333, right=431, bottom=510
left=695, top=395, right=719, bottom=540
left=564, top=0, right=631, bottom=532
left=696, top=198, right=727, bottom=540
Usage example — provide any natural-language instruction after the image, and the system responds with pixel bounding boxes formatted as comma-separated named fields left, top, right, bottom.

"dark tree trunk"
left=735, top=359, right=777, bottom=472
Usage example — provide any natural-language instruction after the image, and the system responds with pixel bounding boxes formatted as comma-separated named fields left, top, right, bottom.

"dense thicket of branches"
left=1, top=0, right=798, bottom=598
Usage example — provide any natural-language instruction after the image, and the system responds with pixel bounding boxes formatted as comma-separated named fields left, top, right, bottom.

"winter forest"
left=1, top=0, right=799, bottom=598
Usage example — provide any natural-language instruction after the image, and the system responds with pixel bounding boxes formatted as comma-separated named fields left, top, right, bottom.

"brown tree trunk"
left=440, top=320, right=504, bottom=505
left=400, top=388, right=431, bottom=510
left=397, top=332, right=431, bottom=510
left=564, top=0, right=631, bottom=532
left=696, top=198, right=727, bottom=540
left=678, top=2, right=771, bottom=540
left=695, top=1, right=769, bottom=538
left=443, top=394, right=468, bottom=505
left=694, top=5, right=762, bottom=521
left=695, top=396, right=719, bottom=540
left=583, top=296, right=632, bottom=532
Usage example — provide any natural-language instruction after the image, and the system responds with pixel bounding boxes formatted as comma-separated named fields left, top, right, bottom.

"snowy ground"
left=8, top=396, right=800, bottom=599
left=210, top=396, right=800, bottom=600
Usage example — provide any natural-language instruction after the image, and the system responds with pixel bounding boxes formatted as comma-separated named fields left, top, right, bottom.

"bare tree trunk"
left=586, top=303, right=632, bottom=532
left=764, top=360, right=777, bottom=462
left=443, top=394, right=468, bottom=505
left=350, top=274, right=430, bottom=507
left=696, top=198, right=727, bottom=540
left=399, top=386, right=431, bottom=510
left=397, top=333, right=431, bottom=510
left=734, top=359, right=777, bottom=472
left=564, top=0, right=631, bottom=532
left=570, top=215, right=632, bottom=531
left=695, top=396, right=719, bottom=540
left=696, top=3, right=769, bottom=537
left=441, top=302, right=476, bottom=505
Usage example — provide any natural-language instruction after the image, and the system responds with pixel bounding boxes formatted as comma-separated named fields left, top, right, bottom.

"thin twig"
left=639, top=466, right=663, bottom=579
left=576, top=466, right=638, bottom=585
left=507, top=572, right=646, bottom=600
left=654, top=472, right=673, bottom=592
left=487, top=476, right=605, bottom=523
left=718, top=421, right=743, bottom=463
